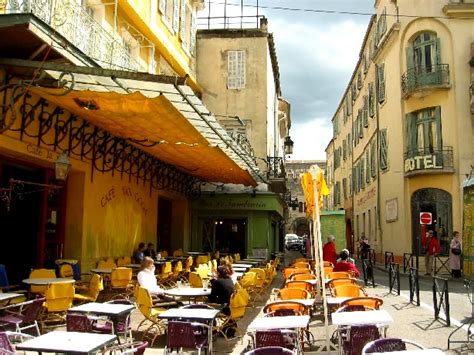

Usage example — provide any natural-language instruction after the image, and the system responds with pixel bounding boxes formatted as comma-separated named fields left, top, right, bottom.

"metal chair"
left=277, top=288, right=310, bottom=300
left=245, top=346, right=297, bottom=354
left=66, top=313, right=94, bottom=332
left=109, top=267, right=134, bottom=300
left=164, top=320, right=210, bottom=355
left=135, top=286, right=166, bottom=346
left=102, top=340, right=148, bottom=355
left=362, top=338, right=426, bottom=354
left=28, top=269, right=56, bottom=294
left=92, top=299, right=134, bottom=343
left=255, top=329, right=297, bottom=350
left=0, top=331, right=34, bottom=354
left=263, top=301, right=308, bottom=317
left=0, top=297, right=44, bottom=336
left=341, top=325, right=380, bottom=355
left=332, top=284, right=368, bottom=298
left=341, top=296, right=383, bottom=310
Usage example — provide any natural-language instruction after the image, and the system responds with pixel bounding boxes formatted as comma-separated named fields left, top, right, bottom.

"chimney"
left=260, top=17, right=268, bottom=32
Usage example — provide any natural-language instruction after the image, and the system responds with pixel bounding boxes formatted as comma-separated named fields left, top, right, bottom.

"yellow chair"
left=293, top=258, right=308, bottom=263
left=323, top=261, right=334, bottom=267
left=292, top=273, right=317, bottom=281
left=117, top=256, right=132, bottom=267
left=171, top=261, right=183, bottom=283
left=97, top=259, right=117, bottom=269
left=341, top=296, right=383, bottom=310
left=327, top=278, right=358, bottom=291
left=323, top=266, right=334, bottom=277
left=172, top=248, right=183, bottom=257
left=196, top=264, right=209, bottom=280
left=327, top=271, right=352, bottom=280
left=238, top=272, right=258, bottom=303
left=263, top=301, right=308, bottom=316
left=332, top=284, right=367, bottom=298
left=59, top=264, right=74, bottom=278
left=189, top=272, right=203, bottom=288
left=234, top=253, right=241, bottom=262
left=41, top=282, right=75, bottom=329
left=284, top=280, right=315, bottom=295
left=292, top=262, right=310, bottom=269
left=196, top=255, right=209, bottom=266
left=160, top=250, right=169, bottom=258
left=73, top=274, right=104, bottom=304
left=109, top=267, right=134, bottom=300
left=277, top=288, right=310, bottom=300
left=157, top=262, right=172, bottom=286
left=29, top=269, right=56, bottom=294
left=135, top=286, right=166, bottom=346
left=248, top=268, right=266, bottom=299
left=214, top=287, right=249, bottom=340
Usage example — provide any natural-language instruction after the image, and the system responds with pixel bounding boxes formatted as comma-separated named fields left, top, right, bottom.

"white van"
left=284, top=234, right=302, bottom=251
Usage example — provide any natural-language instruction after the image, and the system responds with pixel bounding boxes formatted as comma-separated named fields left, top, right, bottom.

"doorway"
left=157, top=198, right=172, bottom=253
left=214, top=219, right=247, bottom=257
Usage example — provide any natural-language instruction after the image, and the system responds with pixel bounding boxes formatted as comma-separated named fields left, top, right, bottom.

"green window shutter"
left=343, top=178, right=347, bottom=199
left=343, top=139, right=347, bottom=160
left=361, top=158, right=365, bottom=189
left=366, top=149, right=370, bottom=183
left=406, top=112, right=417, bottom=155
left=435, top=38, right=441, bottom=66
left=369, top=83, right=375, bottom=117
left=363, top=95, right=369, bottom=127
left=377, top=63, right=386, bottom=103
left=172, top=0, right=180, bottom=32
left=190, top=12, right=197, bottom=54
left=352, top=83, right=357, bottom=101
left=358, top=110, right=364, bottom=138
left=434, top=106, right=442, bottom=149
left=406, top=46, right=414, bottom=71
left=379, top=129, right=388, bottom=170
left=179, top=0, right=187, bottom=42
left=371, top=140, right=377, bottom=177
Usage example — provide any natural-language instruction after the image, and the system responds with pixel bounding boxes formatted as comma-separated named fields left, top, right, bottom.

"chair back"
left=342, top=297, right=383, bottom=310
left=256, top=330, right=285, bottom=348
left=172, top=261, right=183, bottom=277
left=291, top=273, right=316, bottom=281
left=0, top=332, right=14, bottom=354
left=284, top=280, right=314, bottom=294
left=135, top=286, right=153, bottom=317
left=234, top=253, right=241, bottom=262
left=263, top=301, right=307, bottom=316
left=29, top=269, right=57, bottom=294
left=245, top=346, right=296, bottom=354
left=362, top=338, right=425, bottom=354
left=88, top=273, right=104, bottom=299
left=328, top=278, right=358, bottom=290
left=239, top=272, right=257, bottom=289
left=336, top=305, right=373, bottom=313
left=323, top=261, right=334, bottom=267
left=188, top=272, right=203, bottom=288
left=172, top=248, right=183, bottom=257
left=332, top=284, right=365, bottom=298
left=293, top=258, right=307, bottom=263
left=292, top=262, right=309, bottom=269
left=166, top=321, right=206, bottom=349
left=66, top=313, right=93, bottom=332
left=343, top=325, right=380, bottom=355
left=117, top=256, right=132, bottom=267
left=97, top=259, right=117, bottom=269
left=323, top=266, right=334, bottom=276
left=59, top=264, right=74, bottom=278
left=277, top=288, right=310, bottom=300
left=160, top=250, right=168, bottom=258
left=212, top=259, right=218, bottom=271
left=44, top=283, right=74, bottom=312
left=22, top=297, right=45, bottom=323
left=196, top=255, right=209, bottom=266
left=249, top=268, right=266, bottom=287
left=327, top=271, right=352, bottom=279
left=230, top=287, right=249, bottom=320
left=110, top=267, right=133, bottom=288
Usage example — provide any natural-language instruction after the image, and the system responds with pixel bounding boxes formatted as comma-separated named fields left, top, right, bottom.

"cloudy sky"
left=199, top=0, right=374, bottom=160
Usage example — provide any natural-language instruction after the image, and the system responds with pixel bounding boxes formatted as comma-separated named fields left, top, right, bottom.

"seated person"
left=336, top=248, right=355, bottom=264
left=143, top=242, right=157, bottom=259
left=333, top=250, right=361, bottom=278
left=209, top=265, right=235, bottom=314
left=137, top=257, right=181, bottom=306
left=133, top=242, right=146, bottom=264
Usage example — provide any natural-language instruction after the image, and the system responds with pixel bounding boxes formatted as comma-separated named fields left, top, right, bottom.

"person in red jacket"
left=322, top=235, right=337, bottom=266
left=424, top=230, right=441, bottom=276
left=334, top=250, right=360, bottom=278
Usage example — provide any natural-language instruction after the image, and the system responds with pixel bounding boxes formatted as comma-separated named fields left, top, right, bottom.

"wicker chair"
left=362, top=338, right=425, bottom=354
left=245, top=346, right=297, bottom=354
left=164, top=321, right=210, bottom=355
left=341, top=325, right=380, bottom=355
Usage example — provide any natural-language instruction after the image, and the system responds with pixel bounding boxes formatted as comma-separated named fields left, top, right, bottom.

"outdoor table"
left=16, top=330, right=116, bottom=354
left=158, top=307, right=220, bottom=353
left=22, top=278, right=75, bottom=285
left=326, top=297, right=351, bottom=308
left=90, top=268, right=113, bottom=274
left=234, top=260, right=260, bottom=266
left=186, top=252, right=208, bottom=256
left=0, top=292, right=23, bottom=304
left=267, top=298, right=317, bottom=308
left=124, top=264, right=141, bottom=269
left=68, top=302, right=135, bottom=343
left=331, top=309, right=393, bottom=327
left=164, top=287, right=211, bottom=302
left=286, top=278, right=318, bottom=286
left=369, top=350, right=444, bottom=355
left=231, top=263, right=253, bottom=268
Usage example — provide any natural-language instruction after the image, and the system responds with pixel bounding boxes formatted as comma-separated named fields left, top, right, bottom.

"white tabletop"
left=232, top=263, right=253, bottom=268
left=124, top=264, right=141, bottom=268
left=267, top=299, right=316, bottom=307
left=247, top=315, right=310, bottom=331
left=287, top=279, right=317, bottom=285
left=326, top=297, right=351, bottom=305
left=370, top=350, right=444, bottom=355
left=158, top=308, right=220, bottom=320
left=22, top=278, right=75, bottom=285
left=164, top=287, right=211, bottom=297
left=16, top=331, right=116, bottom=354
left=0, top=293, right=23, bottom=301
left=69, top=302, right=135, bottom=316
left=90, top=268, right=113, bottom=274
left=331, top=310, right=394, bottom=327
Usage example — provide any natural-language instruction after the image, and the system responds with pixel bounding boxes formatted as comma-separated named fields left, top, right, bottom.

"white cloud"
left=290, top=119, right=332, bottom=160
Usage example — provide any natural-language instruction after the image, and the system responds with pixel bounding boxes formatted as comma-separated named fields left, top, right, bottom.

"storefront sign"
left=404, top=154, right=442, bottom=172
left=26, top=144, right=54, bottom=160
left=100, top=185, right=148, bottom=215
left=356, top=187, right=376, bottom=206
left=199, top=199, right=267, bottom=210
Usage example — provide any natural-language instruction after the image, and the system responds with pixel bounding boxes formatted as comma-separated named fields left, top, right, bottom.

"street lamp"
left=54, top=152, right=71, bottom=182
left=284, top=136, right=294, bottom=156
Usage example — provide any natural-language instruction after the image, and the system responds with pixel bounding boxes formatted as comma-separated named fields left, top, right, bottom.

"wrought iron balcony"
left=267, top=157, right=286, bottom=179
left=403, top=146, right=454, bottom=177
left=1, top=0, right=144, bottom=72
left=401, top=64, right=450, bottom=98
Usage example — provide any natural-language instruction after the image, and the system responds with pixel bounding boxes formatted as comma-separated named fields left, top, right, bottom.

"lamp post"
left=284, top=136, right=294, bottom=157
left=54, top=152, right=71, bottom=182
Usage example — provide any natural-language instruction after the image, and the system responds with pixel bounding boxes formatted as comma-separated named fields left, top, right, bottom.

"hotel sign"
left=404, top=154, right=442, bottom=173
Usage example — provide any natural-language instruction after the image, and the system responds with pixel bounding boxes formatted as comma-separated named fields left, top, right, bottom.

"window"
left=159, top=0, right=174, bottom=26
left=357, top=71, right=363, bottom=89
left=346, top=94, right=352, bottom=116
left=360, top=157, right=365, bottom=189
left=406, top=106, right=442, bottom=156
left=227, top=50, right=246, bottom=89
left=342, top=106, right=347, bottom=123
left=348, top=174, right=352, bottom=196
left=376, top=63, right=386, bottom=103
left=379, top=128, right=388, bottom=171
left=351, top=83, right=357, bottom=101
left=348, top=132, right=352, bottom=154
left=368, top=82, right=375, bottom=117
left=365, top=149, right=370, bottom=183
left=363, top=53, right=368, bottom=74
left=363, top=95, right=369, bottom=127
left=370, top=140, right=377, bottom=178
left=358, top=110, right=363, bottom=139
left=376, top=7, right=387, bottom=45
left=342, top=139, right=347, bottom=160
left=343, top=178, right=347, bottom=199
left=406, top=32, right=441, bottom=86
left=179, top=0, right=187, bottom=45
left=333, top=114, right=340, bottom=136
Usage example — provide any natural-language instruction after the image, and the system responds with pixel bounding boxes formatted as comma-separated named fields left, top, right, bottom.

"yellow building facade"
left=327, top=0, right=474, bottom=272
left=0, top=0, right=262, bottom=282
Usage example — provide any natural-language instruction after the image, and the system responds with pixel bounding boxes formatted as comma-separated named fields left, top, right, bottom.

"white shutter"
left=159, top=0, right=166, bottom=14
left=190, top=12, right=196, bottom=54
left=179, top=0, right=186, bottom=42
left=172, top=0, right=179, bottom=32
left=227, top=50, right=246, bottom=89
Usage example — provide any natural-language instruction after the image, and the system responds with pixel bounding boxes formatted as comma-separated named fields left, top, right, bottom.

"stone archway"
left=291, top=217, right=310, bottom=236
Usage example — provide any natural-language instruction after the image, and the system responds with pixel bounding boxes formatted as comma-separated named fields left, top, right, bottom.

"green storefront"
left=190, top=193, right=285, bottom=258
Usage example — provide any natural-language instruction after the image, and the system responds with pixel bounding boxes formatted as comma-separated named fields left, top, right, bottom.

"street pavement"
left=115, top=250, right=474, bottom=353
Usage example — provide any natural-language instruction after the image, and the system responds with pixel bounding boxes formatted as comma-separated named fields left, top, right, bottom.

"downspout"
left=376, top=83, right=383, bottom=259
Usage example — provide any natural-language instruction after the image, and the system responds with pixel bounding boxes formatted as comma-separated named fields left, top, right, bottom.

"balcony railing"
left=403, top=146, right=454, bottom=177
left=267, top=157, right=286, bottom=179
left=401, top=64, right=450, bottom=98
left=1, top=0, right=143, bottom=72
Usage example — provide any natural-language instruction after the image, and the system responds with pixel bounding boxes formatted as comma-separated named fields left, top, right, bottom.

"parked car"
left=285, top=234, right=303, bottom=251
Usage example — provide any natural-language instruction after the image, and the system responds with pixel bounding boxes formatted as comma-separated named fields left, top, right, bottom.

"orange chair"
left=263, top=301, right=308, bottom=316
left=341, top=296, right=383, bottom=310
left=327, top=278, right=358, bottom=290
left=293, top=258, right=308, bottom=263
left=284, top=281, right=315, bottom=296
left=292, top=262, right=310, bottom=269
left=277, top=288, right=310, bottom=300
left=323, top=266, right=334, bottom=277
left=323, top=261, right=334, bottom=267
left=332, top=284, right=367, bottom=298
left=327, top=271, right=352, bottom=280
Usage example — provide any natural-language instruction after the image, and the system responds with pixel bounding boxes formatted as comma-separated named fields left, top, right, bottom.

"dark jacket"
left=208, top=278, right=234, bottom=305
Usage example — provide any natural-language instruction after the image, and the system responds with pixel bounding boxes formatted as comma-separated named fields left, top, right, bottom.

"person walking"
left=322, top=235, right=337, bottom=266
left=424, top=230, right=440, bottom=276
left=359, top=235, right=370, bottom=261
left=449, top=231, right=462, bottom=278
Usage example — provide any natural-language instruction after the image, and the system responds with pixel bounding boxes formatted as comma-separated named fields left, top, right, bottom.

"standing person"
left=449, top=231, right=462, bottom=278
left=424, top=230, right=441, bottom=276
left=144, top=243, right=157, bottom=259
left=359, top=235, right=370, bottom=261
left=322, top=235, right=337, bottom=266
left=133, top=242, right=146, bottom=264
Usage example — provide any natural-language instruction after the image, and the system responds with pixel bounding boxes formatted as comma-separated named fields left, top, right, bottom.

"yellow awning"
left=29, top=76, right=259, bottom=186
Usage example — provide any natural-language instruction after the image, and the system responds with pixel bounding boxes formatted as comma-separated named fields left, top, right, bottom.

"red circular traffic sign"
left=420, top=212, right=432, bottom=225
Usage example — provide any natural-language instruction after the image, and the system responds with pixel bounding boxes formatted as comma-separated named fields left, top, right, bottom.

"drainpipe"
left=376, top=83, right=383, bottom=259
